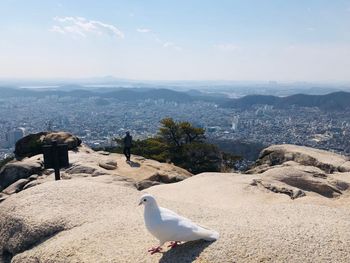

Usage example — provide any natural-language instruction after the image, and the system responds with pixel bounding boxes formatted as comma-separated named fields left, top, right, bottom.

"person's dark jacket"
left=124, top=134, right=132, bottom=148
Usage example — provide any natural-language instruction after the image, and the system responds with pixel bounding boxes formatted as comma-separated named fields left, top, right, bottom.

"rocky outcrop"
left=1, top=172, right=350, bottom=263
left=0, top=158, right=43, bottom=191
left=64, top=145, right=192, bottom=185
left=250, top=144, right=350, bottom=173
left=14, top=131, right=82, bottom=158
left=247, top=145, right=350, bottom=199
left=0, top=193, right=9, bottom=202
left=3, top=139, right=350, bottom=261
left=250, top=178, right=306, bottom=199
left=0, top=144, right=192, bottom=202
left=135, top=179, right=161, bottom=190
left=98, top=159, right=118, bottom=170
left=2, top=179, right=30, bottom=195
left=135, top=172, right=188, bottom=190
left=65, top=164, right=97, bottom=176
left=22, top=180, right=42, bottom=190
left=251, top=166, right=348, bottom=199
left=0, top=143, right=350, bottom=262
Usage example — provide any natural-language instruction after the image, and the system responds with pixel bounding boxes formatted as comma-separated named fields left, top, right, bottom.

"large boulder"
left=0, top=193, right=9, bottom=202
left=250, top=144, right=350, bottom=173
left=246, top=145, right=350, bottom=199
left=1, top=173, right=349, bottom=262
left=22, top=180, right=42, bottom=191
left=0, top=179, right=147, bottom=263
left=15, top=131, right=82, bottom=158
left=43, top=132, right=82, bottom=150
left=14, top=132, right=47, bottom=158
left=3, top=143, right=192, bottom=193
left=251, top=165, right=349, bottom=199
left=98, top=159, right=118, bottom=170
left=65, top=164, right=97, bottom=176
left=66, top=146, right=192, bottom=189
left=2, top=179, right=30, bottom=195
left=134, top=179, right=161, bottom=190
left=0, top=158, right=43, bottom=190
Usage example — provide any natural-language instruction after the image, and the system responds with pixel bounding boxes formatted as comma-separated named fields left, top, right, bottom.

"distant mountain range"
left=0, top=86, right=194, bottom=102
left=221, top=91, right=350, bottom=110
left=0, top=86, right=349, bottom=110
left=0, top=86, right=229, bottom=104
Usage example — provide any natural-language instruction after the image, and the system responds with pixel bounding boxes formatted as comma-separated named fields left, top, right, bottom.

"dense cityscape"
left=1, top=89, right=349, bottom=161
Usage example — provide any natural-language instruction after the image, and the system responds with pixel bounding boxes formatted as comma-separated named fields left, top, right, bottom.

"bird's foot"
left=148, top=246, right=162, bottom=255
left=167, top=241, right=181, bottom=248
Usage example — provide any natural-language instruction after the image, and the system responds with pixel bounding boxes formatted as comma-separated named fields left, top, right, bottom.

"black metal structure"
left=43, top=140, right=69, bottom=180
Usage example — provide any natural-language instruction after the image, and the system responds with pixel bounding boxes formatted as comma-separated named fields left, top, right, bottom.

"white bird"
left=138, top=193, right=219, bottom=254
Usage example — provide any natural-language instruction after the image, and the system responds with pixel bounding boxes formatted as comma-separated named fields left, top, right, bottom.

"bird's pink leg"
left=148, top=246, right=162, bottom=255
left=167, top=241, right=181, bottom=248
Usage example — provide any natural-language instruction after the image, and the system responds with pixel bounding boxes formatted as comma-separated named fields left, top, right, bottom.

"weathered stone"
left=135, top=180, right=161, bottom=190
left=15, top=131, right=82, bottom=158
left=98, top=159, right=118, bottom=170
left=252, top=144, right=350, bottom=173
left=0, top=193, right=9, bottom=203
left=251, top=165, right=348, bottom=199
left=65, top=165, right=96, bottom=175
left=44, top=131, right=81, bottom=149
left=246, top=163, right=270, bottom=174
left=92, top=171, right=110, bottom=177
left=329, top=180, right=349, bottom=191
left=28, top=174, right=39, bottom=181
left=22, top=180, right=42, bottom=190
left=339, top=161, right=350, bottom=172
left=1, top=172, right=350, bottom=263
left=247, top=145, right=350, bottom=199
left=2, top=179, right=30, bottom=195
left=0, top=159, right=43, bottom=190
left=133, top=156, right=146, bottom=161
left=0, top=179, right=141, bottom=262
left=252, top=179, right=306, bottom=199
left=65, top=146, right=192, bottom=187
left=14, top=132, right=47, bottom=158
left=97, top=151, right=110, bottom=156
left=148, top=172, right=187, bottom=184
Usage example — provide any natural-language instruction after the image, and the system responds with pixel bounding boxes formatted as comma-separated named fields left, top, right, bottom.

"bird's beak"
left=138, top=200, right=142, bottom=206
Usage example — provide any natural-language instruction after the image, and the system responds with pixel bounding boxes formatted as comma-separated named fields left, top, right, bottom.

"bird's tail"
left=196, top=227, right=219, bottom=241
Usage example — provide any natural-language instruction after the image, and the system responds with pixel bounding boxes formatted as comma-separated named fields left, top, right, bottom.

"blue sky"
left=0, top=0, right=350, bottom=81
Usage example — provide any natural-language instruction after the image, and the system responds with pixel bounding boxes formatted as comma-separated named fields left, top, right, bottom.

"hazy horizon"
left=1, top=76, right=350, bottom=86
left=1, top=0, right=350, bottom=82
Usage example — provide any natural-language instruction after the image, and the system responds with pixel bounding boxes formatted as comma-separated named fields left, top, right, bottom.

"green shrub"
left=104, top=118, right=241, bottom=174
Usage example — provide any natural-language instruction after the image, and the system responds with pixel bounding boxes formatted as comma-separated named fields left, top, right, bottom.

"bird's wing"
left=155, top=207, right=218, bottom=243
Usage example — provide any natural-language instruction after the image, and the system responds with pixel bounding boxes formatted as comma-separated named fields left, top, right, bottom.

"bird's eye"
left=143, top=199, right=147, bottom=202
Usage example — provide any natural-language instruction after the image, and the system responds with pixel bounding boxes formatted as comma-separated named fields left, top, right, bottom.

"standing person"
left=123, top=131, right=132, bottom=162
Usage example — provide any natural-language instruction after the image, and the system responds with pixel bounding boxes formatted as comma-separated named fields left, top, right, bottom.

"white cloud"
left=154, top=36, right=162, bottom=43
left=137, top=28, right=151, bottom=33
left=51, top=16, right=124, bottom=39
left=50, top=25, right=65, bottom=34
left=137, top=29, right=182, bottom=51
left=163, top=42, right=174, bottom=48
left=162, top=41, right=182, bottom=51
left=215, top=43, right=239, bottom=51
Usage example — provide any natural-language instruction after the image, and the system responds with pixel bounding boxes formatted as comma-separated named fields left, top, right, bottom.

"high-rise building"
left=5, top=128, right=25, bottom=148
left=232, top=116, right=239, bottom=131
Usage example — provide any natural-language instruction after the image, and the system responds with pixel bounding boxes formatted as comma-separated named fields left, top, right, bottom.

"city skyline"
left=1, top=0, right=350, bottom=82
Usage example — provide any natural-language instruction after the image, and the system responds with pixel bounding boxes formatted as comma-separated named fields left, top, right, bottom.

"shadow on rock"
left=128, top=161, right=141, bottom=168
left=159, top=240, right=213, bottom=263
